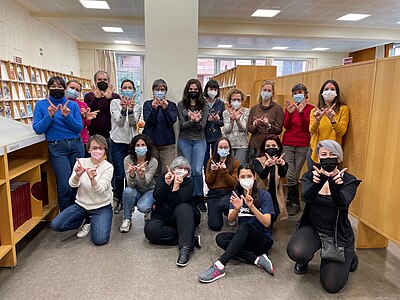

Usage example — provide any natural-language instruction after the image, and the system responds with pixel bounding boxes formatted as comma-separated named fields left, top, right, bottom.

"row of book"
left=0, top=102, right=33, bottom=119
left=0, top=83, right=47, bottom=100
left=1, top=62, right=46, bottom=84
left=10, top=182, right=32, bottom=231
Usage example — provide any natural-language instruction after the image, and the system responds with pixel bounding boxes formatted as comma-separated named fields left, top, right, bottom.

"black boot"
left=294, top=262, right=308, bottom=275
left=287, top=185, right=300, bottom=216
left=177, top=246, right=191, bottom=267
left=350, top=252, right=359, bottom=272
left=196, top=195, right=207, bottom=212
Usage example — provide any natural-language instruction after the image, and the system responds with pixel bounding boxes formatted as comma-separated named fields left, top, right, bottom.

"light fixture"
left=272, top=46, right=289, bottom=50
left=251, top=9, right=281, bottom=18
left=217, top=44, right=233, bottom=48
left=102, top=27, right=123, bottom=33
left=311, top=47, right=330, bottom=51
left=337, top=14, right=370, bottom=21
left=114, top=40, right=131, bottom=44
left=397, top=21, right=400, bottom=24
left=79, top=0, right=110, bottom=9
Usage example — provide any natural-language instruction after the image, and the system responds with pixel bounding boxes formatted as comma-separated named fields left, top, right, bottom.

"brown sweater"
left=247, top=101, right=284, bottom=149
left=205, top=158, right=240, bottom=190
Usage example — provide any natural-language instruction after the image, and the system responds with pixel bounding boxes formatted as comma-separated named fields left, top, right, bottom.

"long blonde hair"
left=257, top=80, right=275, bottom=104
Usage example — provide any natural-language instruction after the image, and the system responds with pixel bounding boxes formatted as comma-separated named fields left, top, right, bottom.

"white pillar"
left=144, top=0, right=198, bottom=102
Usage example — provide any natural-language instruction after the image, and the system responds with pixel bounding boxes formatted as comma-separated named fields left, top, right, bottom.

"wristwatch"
left=331, top=120, right=337, bottom=125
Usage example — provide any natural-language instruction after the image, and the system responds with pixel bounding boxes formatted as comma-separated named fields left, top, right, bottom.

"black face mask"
left=265, top=148, right=279, bottom=157
left=188, top=91, right=199, bottom=99
left=49, top=89, right=65, bottom=99
left=97, top=81, right=108, bottom=91
left=319, top=157, right=339, bottom=172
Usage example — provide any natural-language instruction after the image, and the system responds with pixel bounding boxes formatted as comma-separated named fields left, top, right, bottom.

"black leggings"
left=207, top=189, right=231, bottom=231
left=287, top=226, right=355, bottom=293
left=216, top=222, right=273, bottom=266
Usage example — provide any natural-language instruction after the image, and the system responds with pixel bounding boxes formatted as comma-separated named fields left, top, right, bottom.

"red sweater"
left=282, top=104, right=314, bottom=147
left=71, top=99, right=91, bottom=145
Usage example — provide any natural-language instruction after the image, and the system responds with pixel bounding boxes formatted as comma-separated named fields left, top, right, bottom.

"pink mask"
left=91, top=149, right=105, bottom=160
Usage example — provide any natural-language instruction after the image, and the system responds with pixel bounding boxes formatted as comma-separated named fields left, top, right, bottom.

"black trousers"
left=286, top=226, right=355, bottom=293
left=144, top=203, right=201, bottom=249
left=207, top=189, right=231, bottom=231
left=217, top=222, right=273, bottom=266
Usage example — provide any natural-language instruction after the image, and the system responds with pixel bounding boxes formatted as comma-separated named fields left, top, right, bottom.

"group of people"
left=32, top=71, right=360, bottom=293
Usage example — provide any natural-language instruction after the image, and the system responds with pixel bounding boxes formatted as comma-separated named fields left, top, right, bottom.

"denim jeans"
left=203, top=141, right=216, bottom=172
left=177, top=139, right=207, bottom=196
left=122, top=186, right=155, bottom=219
left=51, top=203, right=113, bottom=245
left=110, top=139, right=129, bottom=204
left=48, top=137, right=85, bottom=212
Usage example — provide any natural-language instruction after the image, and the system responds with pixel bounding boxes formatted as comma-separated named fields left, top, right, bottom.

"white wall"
left=0, top=0, right=80, bottom=75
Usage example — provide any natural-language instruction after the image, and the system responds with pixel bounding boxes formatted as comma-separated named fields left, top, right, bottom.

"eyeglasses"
left=90, top=146, right=105, bottom=151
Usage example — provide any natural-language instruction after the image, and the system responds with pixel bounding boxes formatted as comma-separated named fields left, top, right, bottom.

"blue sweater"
left=33, top=96, right=83, bottom=142
left=142, top=99, right=177, bottom=146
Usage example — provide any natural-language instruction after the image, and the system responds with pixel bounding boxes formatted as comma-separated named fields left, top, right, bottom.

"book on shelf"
left=13, top=102, right=20, bottom=118
left=23, top=66, right=30, bottom=83
left=9, top=67, right=16, bottom=80
left=20, top=103, right=27, bottom=118
left=10, top=182, right=31, bottom=230
left=33, top=87, right=38, bottom=99
left=43, top=89, right=47, bottom=98
left=1, top=61, right=9, bottom=80
left=4, top=103, right=11, bottom=118
left=18, top=84, right=24, bottom=99
left=16, top=65, right=24, bottom=81
left=36, top=70, right=42, bottom=83
left=0, top=86, right=2, bottom=99
left=25, top=86, right=31, bottom=99
left=26, top=103, right=33, bottom=117
left=31, top=70, right=37, bottom=82
left=3, top=84, right=10, bottom=99
left=11, top=84, right=19, bottom=100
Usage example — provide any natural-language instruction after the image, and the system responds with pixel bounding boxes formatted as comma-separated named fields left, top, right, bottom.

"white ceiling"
left=13, top=0, right=400, bottom=52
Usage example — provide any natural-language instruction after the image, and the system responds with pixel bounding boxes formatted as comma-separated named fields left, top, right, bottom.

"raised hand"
left=47, top=99, right=59, bottom=117
left=160, top=99, right=168, bottom=109
left=275, top=153, right=286, bottom=166
left=74, top=158, right=85, bottom=176
left=285, top=99, right=296, bottom=114
left=235, top=109, right=243, bottom=120
left=126, top=162, right=137, bottom=177
left=120, top=97, right=128, bottom=111
left=91, top=84, right=101, bottom=98
left=210, top=160, right=219, bottom=171
left=172, top=174, right=183, bottom=191
left=103, top=83, right=114, bottom=99
left=325, top=103, right=336, bottom=122
left=230, top=191, right=243, bottom=210
left=312, top=165, right=324, bottom=183
left=137, top=161, right=148, bottom=178
left=80, top=107, right=87, bottom=118
left=228, top=108, right=235, bottom=120
left=86, top=166, right=98, bottom=180
left=314, top=108, right=326, bottom=121
left=86, top=107, right=99, bottom=120
left=165, top=166, right=175, bottom=185
left=188, top=109, right=195, bottom=121
left=243, top=193, right=254, bottom=208
left=297, top=99, right=308, bottom=113
left=265, top=153, right=276, bottom=167
left=252, top=116, right=262, bottom=128
left=194, top=110, right=202, bottom=122
left=60, top=100, right=71, bottom=117
left=152, top=99, right=159, bottom=110
left=331, top=168, right=348, bottom=185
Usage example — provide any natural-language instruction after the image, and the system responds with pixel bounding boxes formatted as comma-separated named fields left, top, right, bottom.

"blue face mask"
left=217, top=148, right=230, bottom=158
left=293, top=93, right=305, bottom=103
left=66, top=87, right=79, bottom=100
left=121, top=90, right=134, bottom=99
left=135, top=147, right=147, bottom=156
left=154, top=90, right=166, bottom=100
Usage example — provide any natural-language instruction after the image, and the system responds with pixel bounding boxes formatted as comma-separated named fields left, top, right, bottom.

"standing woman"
left=142, top=79, right=178, bottom=176
left=308, top=80, right=349, bottom=170
left=223, top=88, right=250, bottom=165
left=110, top=79, right=137, bottom=213
left=247, top=80, right=284, bottom=163
left=282, top=84, right=314, bottom=216
left=203, top=79, right=225, bottom=172
left=253, top=134, right=288, bottom=223
left=177, top=79, right=209, bottom=212
left=33, top=76, right=84, bottom=212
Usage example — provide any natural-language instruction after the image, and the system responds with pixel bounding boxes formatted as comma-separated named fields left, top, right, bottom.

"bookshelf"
left=0, top=117, right=57, bottom=267
left=211, top=66, right=277, bottom=108
left=0, top=59, right=92, bottom=125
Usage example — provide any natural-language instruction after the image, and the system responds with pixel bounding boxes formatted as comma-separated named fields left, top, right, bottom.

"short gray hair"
left=152, top=79, right=168, bottom=92
left=170, top=156, right=191, bottom=177
left=316, top=140, right=343, bottom=161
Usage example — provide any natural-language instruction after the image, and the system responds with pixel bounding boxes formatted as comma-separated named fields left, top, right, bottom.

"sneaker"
left=144, top=212, right=151, bottom=222
left=288, top=204, right=300, bottom=216
left=77, top=223, right=91, bottom=238
left=120, top=219, right=131, bottom=233
left=198, top=264, right=226, bottom=283
left=228, top=220, right=236, bottom=226
left=256, top=254, right=274, bottom=275
left=113, top=203, right=123, bottom=214
left=176, top=246, right=191, bottom=267
left=194, top=234, right=201, bottom=249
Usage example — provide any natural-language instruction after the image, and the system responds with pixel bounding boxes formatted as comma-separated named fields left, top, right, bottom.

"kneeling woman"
left=199, top=164, right=275, bottom=283
left=144, top=156, right=201, bottom=267
left=51, top=135, right=114, bottom=245
left=286, top=140, right=361, bottom=293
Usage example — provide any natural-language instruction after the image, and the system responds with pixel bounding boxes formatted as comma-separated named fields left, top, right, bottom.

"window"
left=235, top=59, right=252, bottom=66
left=197, top=58, right=215, bottom=87
left=219, top=60, right=235, bottom=72
left=391, top=43, right=400, bottom=57
left=272, top=59, right=306, bottom=76
left=116, top=54, right=143, bottom=104
left=255, top=59, right=266, bottom=66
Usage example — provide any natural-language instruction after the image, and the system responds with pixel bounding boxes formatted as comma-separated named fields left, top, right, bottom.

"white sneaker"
left=77, top=223, right=91, bottom=238
left=144, top=212, right=151, bottom=222
left=228, top=220, right=237, bottom=226
left=120, top=219, right=131, bottom=233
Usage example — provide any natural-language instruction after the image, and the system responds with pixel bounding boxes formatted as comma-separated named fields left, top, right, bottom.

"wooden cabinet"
left=211, top=66, right=276, bottom=108
left=0, top=117, right=57, bottom=267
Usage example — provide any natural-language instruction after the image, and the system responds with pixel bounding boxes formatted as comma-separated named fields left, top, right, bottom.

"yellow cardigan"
left=309, top=105, right=349, bottom=163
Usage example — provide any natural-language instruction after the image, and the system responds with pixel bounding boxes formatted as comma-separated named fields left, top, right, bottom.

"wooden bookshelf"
left=211, top=66, right=277, bottom=108
left=0, top=59, right=92, bottom=124
left=0, top=126, right=57, bottom=267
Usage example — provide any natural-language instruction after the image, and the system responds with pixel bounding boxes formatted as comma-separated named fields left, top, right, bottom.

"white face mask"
left=239, top=178, right=254, bottom=190
left=175, top=168, right=188, bottom=177
left=261, top=91, right=272, bottom=100
left=91, top=149, right=105, bottom=161
left=208, top=90, right=218, bottom=100
left=322, top=89, right=337, bottom=102
left=231, top=100, right=241, bottom=110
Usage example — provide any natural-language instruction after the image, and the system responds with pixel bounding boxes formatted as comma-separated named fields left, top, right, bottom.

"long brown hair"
left=212, top=137, right=235, bottom=174
left=317, top=79, right=344, bottom=112
left=182, top=78, right=205, bottom=111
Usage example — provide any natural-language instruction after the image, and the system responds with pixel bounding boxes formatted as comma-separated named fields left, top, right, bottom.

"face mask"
left=121, top=90, right=134, bottom=99
left=319, top=157, right=339, bottom=172
left=49, top=89, right=65, bottom=99
left=135, top=147, right=147, bottom=157
left=322, top=90, right=336, bottom=102
left=231, top=100, right=241, bottom=110
left=97, top=81, right=108, bottom=91
left=188, top=91, right=199, bottom=99
left=217, top=148, right=229, bottom=158
left=240, top=178, right=254, bottom=190
left=208, top=90, right=218, bottom=99
left=261, top=91, right=272, bottom=100
left=91, top=149, right=105, bottom=161
left=265, top=148, right=279, bottom=157
left=154, top=90, right=165, bottom=100
left=175, top=168, right=188, bottom=177
left=293, top=93, right=305, bottom=103
left=66, top=87, right=79, bottom=100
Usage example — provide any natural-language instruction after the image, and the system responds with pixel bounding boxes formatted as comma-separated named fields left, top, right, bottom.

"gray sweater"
left=124, top=156, right=158, bottom=192
left=177, top=100, right=209, bottom=141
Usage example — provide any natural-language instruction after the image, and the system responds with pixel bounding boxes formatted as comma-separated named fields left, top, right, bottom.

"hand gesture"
left=91, top=84, right=101, bottom=98
left=81, top=107, right=87, bottom=118
left=230, top=191, right=243, bottom=210
left=74, top=159, right=85, bottom=176
left=285, top=99, right=296, bottom=114
left=160, top=99, right=168, bottom=109
left=265, top=153, right=276, bottom=167
left=152, top=99, right=159, bottom=110
left=243, top=194, right=254, bottom=208
left=103, top=83, right=114, bottom=99
left=188, top=109, right=195, bottom=121
left=325, top=103, right=336, bottom=122
left=252, top=116, right=261, bottom=128
left=165, top=166, right=175, bottom=185
left=312, top=165, right=326, bottom=183
left=314, top=108, right=326, bottom=121
left=208, top=113, right=214, bottom=121
left=219, top=159, right=227, bottom=169
left=228, top=108, right=235, bottom=120
left=210, top=160, right=219, bottom=171
left=86, top=107, right=99, bottom=120
left=120, top=97, right=128, bottom=111
left=297, top=99, right=308, bottom=113
left=331, top=168, right=347, bottom=185
left=172, top=174, right=183, bottom=191
left=47, top=99, right=59, bottom=117
left=60, top=100, right=70, bottom=117
left=235, top=109, right=243, bottom=120
left=194, top=110, right=202, bottom=122
left=275, top=153, right=285, bottom=166
left=137, top=161, right=148, bottom=178
left=86, top=166, right=98, bottom=180
left=261, top=115, right=270, bottom=126
left=127, top=99, right=135, bottom=110
left=126, top=162, right=137, bottom=177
